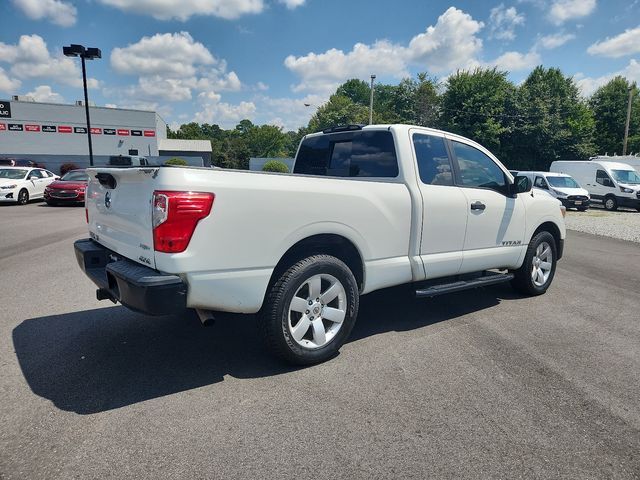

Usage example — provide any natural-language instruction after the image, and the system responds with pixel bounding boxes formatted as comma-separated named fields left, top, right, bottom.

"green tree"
left=440, top=68, right=516, bottom=156
left=511, top=66, right=595, bottom=170
left=414, top=73, right=441, bottom=127
left=244, top=124, right=288, bottom=158
left=336, top=79, right=370, bottom=106
left=262, top=160, right=290, bottom=172
left=589, top=76, right=640, bottom=155
left=307, top=94, right=369, bottom=132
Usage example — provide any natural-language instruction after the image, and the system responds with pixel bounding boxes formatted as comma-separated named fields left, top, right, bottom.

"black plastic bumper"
left=74, top=238, right=187, bottom=316
left=559, top=198, right=590, bottom=209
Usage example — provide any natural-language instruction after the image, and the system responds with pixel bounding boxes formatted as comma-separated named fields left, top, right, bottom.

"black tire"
left=577, top=207, right=588, bottom=212
left=511, top=231, right=557, bottom=296
left=17, top=189, right=29, bottom=205
left=259, top=254, right=359, bottom=365
left=604, top=195, right=618, bottom=211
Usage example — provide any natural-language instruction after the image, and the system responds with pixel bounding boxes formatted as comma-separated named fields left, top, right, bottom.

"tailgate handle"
left=96, top=173, right=117, bottom=189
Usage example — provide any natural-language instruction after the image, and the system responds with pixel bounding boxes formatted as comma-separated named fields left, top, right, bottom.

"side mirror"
left=511, top=175, right=532, bottom=195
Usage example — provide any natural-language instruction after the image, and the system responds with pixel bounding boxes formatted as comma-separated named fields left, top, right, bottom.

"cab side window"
left=596, top=169, right=613, bottom=187
left=534, top=176, right=548, bottom=189
left=451, top=141, right=506, bottom=193
left=413, top=134, right=453, bottom=186
left=28, top=170, right=44, bottom=179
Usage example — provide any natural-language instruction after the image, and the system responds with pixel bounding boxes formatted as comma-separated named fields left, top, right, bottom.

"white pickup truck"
left=75, top=124, right=566, bottom=364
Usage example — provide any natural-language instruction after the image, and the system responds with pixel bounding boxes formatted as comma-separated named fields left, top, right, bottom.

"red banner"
left=143, top=130, right=156, bottom=137
left=117, top=129, right=130, bottom=136
left=25, top=124, right=41, bottom=132
left=58, top=126, right=72, bottom=133
left=90, top=128, right=102, bottom=134
left=0, top=123, right=6, bottom=131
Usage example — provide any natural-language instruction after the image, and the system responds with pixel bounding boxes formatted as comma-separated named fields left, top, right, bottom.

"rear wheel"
left=259, top=254, right=359, bottom=365
left=604, top=196, right=618, bottom=211
left=511, top=231, right=557, bottom=296
left=17, top=189, right=29, bottom=205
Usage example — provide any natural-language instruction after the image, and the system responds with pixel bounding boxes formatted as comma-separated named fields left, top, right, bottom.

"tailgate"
left=86, top=167, right=157, bottom=269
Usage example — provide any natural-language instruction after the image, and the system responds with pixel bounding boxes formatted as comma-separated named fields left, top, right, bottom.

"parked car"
left=0, top=167, right=58, bottom=205
left=550, top=160, right=640, bottom=211
left=516, top=171, right=590, bottom=210
left=44, top=169, right=89, bottom=206
left=74, top=124, right=566, bottom=365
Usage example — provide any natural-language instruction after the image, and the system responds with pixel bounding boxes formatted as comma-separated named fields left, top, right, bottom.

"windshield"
left=611, top=169, right=640, bottom=185
left=547, top=176, right=580, bottom=188
left=61, top=171, right=89, bottom=182
left=0, top=168, right=27, bottom=180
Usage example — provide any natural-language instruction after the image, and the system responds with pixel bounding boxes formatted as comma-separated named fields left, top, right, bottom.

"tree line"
left=168, top=66, right=640, bottom=171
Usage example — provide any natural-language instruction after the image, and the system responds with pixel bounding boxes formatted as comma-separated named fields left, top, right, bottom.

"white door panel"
left=460, top=188, right=526, bottom=270
left=419, top=185, right=467, bottom=278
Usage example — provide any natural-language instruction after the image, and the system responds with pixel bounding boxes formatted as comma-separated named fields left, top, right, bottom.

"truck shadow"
left=13, top=284, right=521, bottom=415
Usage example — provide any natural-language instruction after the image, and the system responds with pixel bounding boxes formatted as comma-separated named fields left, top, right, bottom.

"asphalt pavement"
left=1, top=202, right=639, bottom=479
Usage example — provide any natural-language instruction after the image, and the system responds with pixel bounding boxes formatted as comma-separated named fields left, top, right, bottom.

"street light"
left=63, top=44, right=101, bottom=166
left=623, top=85, right=634, bottom=156
left=369, top=74, right=376, bottom=125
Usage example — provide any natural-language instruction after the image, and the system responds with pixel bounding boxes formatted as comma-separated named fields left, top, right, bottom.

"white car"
left=0, top=166, right=59, bottom=205
left=516, top=171, right=591, bottom=210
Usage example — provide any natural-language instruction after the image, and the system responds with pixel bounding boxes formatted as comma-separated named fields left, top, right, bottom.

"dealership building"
left=0, top=97, right=211, bottom=173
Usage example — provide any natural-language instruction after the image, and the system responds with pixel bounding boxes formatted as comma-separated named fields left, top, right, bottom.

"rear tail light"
left=152, top=191, right=214, bottom=253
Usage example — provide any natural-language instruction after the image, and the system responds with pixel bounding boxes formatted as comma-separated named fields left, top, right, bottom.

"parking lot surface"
left=1, top=203, right=640, bottom=479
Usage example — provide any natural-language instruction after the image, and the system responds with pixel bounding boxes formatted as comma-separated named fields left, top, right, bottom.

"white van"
left=516, top=171, right=590, bottom=210
left=550, top=161, right=640, bottom=211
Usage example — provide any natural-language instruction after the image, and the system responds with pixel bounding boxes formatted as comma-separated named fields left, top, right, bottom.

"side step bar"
left=415, top=271, right=514, bottom=298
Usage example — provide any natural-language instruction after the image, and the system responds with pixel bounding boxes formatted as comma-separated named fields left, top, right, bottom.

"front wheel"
left=511, top=231, right=557, bottom=296
left=259, top=254, right=359, bottom=365
left=17, top=189, right=29, bottom=205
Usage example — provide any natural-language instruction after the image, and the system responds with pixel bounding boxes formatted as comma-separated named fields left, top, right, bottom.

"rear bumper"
left=74, top=238, right=187, bottom=315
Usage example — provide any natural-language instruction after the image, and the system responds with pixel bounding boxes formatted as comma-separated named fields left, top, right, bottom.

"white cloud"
left=0, top=34, right=99, bottom=88
left=109, top=32, right=241, bottom=103
left=97, top=0, right=264, bottom=21
left=548, top=0, right=596, bottom=25
left=536, top=32, right=575, bottom=49
left=0, top=67, right=21, bottom=93
left=488, top=4, right=525, bottom=41
left=284, top=7, right=484, bottom=94
left=111, top=32, right=215, bottom=76
left=407, top=7, right=484, bottom=72
left=193, top=91, right=256, bottom=127
left=278, top=0, right=306, bottom=9
left=284, top=40, right=408, bottom=94
left=575, top=59, right=640, bottom=96
left=256, top=81, right=269, bottom=91
left=11, top=0, right=77, bottom=27
left=25, top=85, right=64, bottom=103
left=587, top=26, right=640, bottom=58
left=487, top=50, right=541, bottom=71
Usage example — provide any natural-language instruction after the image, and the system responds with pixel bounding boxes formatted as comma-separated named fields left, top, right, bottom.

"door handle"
left=470, top=201, right=486, bottom=211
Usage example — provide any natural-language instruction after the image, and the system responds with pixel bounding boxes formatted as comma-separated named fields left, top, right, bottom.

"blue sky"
left=2, top=0, right=640, bottom=130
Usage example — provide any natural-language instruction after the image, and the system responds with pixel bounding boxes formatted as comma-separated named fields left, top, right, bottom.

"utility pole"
left=623, top=85, right=633, bottom=156
left=369, top=74, right=376, bottom=125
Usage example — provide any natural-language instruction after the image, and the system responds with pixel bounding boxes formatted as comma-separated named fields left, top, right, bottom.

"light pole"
left=63, top=44, right=101, bottom=166
left=369, top=74, right=376, bottom=125
left=623, top=85, right=634, bottom=156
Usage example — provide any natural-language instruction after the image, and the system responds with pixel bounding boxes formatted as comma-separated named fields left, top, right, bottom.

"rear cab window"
left=294, top=130, right=399, bottom=178
left=412, top=133, right=453, bottom=186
